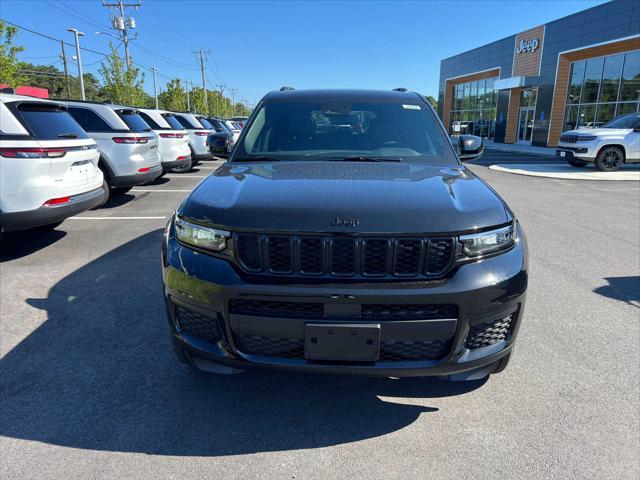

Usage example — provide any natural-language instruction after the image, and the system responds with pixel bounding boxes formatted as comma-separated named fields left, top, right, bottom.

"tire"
left=170, top=157, right=193, bottom=173
left=567, top=157, right=587, bottom=167
left=111, top=186, right=132, bottom=196
left=595, top=146, right=624, bottom=172
left=491, top=351, right=512, bottom=374
left=92, top=178, right=110, bottom=209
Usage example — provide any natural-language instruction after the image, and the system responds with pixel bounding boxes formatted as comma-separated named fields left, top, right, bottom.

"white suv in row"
left=137, top=108, right=192, bottom=172
left=0, top=94, right=105, bottom=234
left=64, top=101, right=163, bottom=201
left=172, top=113, right=212, bottom=162
left=557, top=113, right=640, bottom=171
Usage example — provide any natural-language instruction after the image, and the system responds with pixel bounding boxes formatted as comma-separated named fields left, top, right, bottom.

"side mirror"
left=457, top=134, right=484, bottom=161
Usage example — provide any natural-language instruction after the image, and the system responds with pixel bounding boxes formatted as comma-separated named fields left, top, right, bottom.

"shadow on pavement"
left=0, top=230, right=484, bottom=456
left=594, top=276, right=640, bottom=307
left=0, top=227, right=67, bottom=261
left=101, top=193, right=136, bottom=209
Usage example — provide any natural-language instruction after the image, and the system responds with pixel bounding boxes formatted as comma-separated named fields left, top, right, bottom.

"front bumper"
left=162, top=226, right=527, bottom=377
left=556, top=142, right=597, bottom=161
left=0, top=187, right=106, bottom=231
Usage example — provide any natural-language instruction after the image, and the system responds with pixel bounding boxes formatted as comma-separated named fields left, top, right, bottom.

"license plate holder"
left=559, top=151, right=566, bottom=157
left=305, top=323, right=380, bottom=362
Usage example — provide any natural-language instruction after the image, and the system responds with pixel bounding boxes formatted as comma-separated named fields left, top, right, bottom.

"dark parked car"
left=162, top=88, right=527, bottom=382
left=205, top=117, right=234, bottom=157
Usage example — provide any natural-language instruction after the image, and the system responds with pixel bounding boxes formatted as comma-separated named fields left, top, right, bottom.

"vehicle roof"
left=0, top=93, right=64, bottom=105
left=262, top=89, right=423, bottom=102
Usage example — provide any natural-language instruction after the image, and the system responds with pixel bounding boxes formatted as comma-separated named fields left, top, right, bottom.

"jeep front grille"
left=235, top=233, right=455, bottom=279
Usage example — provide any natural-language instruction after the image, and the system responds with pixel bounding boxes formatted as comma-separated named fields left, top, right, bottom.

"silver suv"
left=64, top=101, right=163, bottom=203
left=557, top=113, right=640, bottom=171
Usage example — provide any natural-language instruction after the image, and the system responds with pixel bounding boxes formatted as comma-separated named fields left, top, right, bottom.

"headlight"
left=175, top=217, right=229, bottom=252
left=459, top=224, right=515, bottom=257
left=577, top=135, right=597, bottom=142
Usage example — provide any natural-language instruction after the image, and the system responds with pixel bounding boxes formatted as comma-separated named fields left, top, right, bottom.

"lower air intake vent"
left=175, top=305, right=221, bottom=343
left=465, top=314, right=515, bottom=349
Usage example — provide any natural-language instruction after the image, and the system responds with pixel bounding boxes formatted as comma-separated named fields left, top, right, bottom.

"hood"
left=563, top=128, right=631, bottom=136
left=180, top=162, right=510, bottom=234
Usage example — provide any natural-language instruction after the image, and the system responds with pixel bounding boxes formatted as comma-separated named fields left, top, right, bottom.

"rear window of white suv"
left=117, top=110, right=152, bottom=133
left=15, top=103, right=89, bottom=140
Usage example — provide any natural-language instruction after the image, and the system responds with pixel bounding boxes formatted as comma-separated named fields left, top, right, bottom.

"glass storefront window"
left=562, top=50, right=640, bottom=132
left=567, top=60, right=586, bottom=104
left=599, top=54, right=624, bottom=103
left=620, top=50, right=640, bottom=102
left=582, top=57, right=604, bottom=103
left=595, top=103, right=616, bottom=126
left=449, top=76, right=498, bottom=139
left=618, top=102, right=639, bottom=115
left=564, top=105, right=578, bottom=131
left=577, top=104, right=596, bottom=128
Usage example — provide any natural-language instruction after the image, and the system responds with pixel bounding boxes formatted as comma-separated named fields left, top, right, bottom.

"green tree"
left=0, top=20, right=25, bottom=87
left=233, top=102, right=251, bottom=117
left=159, top=78, right=185, bottom=111
left=98, top=43, right=147, bottom=106
left=425, top=95, right=438, bottom=110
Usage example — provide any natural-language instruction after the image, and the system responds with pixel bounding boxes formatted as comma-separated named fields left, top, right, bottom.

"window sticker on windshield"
left=402, top=104, right=421, bottom=110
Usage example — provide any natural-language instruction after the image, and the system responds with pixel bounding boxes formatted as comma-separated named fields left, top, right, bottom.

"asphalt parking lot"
left=1, top=151, right=639, bottom=480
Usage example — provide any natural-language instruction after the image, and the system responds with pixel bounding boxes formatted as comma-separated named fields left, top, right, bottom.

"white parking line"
left=131, top=189, right=191, bottom=192
left=164, top=175, right=207, bottom=178
left=68, top=216, right=167, bottom=220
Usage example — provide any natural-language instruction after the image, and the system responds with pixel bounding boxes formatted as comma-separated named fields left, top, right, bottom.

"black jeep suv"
left=162, top=89, right=527, bottom=381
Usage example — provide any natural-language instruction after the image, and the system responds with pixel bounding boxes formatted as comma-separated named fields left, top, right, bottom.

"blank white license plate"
left=559, top=151, right=566, bottom=157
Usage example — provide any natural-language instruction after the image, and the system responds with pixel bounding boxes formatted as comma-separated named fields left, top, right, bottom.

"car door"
left=627, top=121, right=640, bottom=161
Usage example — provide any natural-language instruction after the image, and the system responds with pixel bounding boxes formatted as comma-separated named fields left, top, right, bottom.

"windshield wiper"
left=327, top=156, right=402, bottom=163
left=233, top=156, right=282, bottom=162
left=57, top=132, right=78, bottom=138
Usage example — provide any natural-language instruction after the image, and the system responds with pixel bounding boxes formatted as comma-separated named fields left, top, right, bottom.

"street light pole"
left=67, top=28, right=85, bottom=100
left=151, top=66, right=159, bottom=109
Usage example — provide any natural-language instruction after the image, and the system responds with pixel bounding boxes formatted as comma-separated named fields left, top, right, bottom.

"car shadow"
left=0, top=230, right=485, bottom=457
left=100, top=193, right=136, bottom=209
left=0, top=228, right=67, bottom=261
left=148, top=176, right=171, bottom=185
left=594, top=276, right=640, bottom=307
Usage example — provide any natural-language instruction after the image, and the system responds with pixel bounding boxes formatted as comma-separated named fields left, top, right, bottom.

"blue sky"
left=2, top=0, right=607, bottom=105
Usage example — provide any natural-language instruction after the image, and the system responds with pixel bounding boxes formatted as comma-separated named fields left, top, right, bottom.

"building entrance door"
left=517, top=107, right=535, bottom=144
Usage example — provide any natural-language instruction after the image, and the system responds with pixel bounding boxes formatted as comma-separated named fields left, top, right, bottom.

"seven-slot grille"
left=560, top=134, right=578, bottom=143
left=235, top=233, right=455, bottom=278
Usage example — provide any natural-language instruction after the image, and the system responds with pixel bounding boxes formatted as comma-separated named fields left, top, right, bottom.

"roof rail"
left=392, top=87, right=408, bottom=92
left=279, top=86, right=295, bottom=91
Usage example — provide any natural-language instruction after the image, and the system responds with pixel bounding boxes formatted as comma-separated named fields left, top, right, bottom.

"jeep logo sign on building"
left=516, top=38, right=539, bottom=54
left=513, top=25, right=545, bottom=77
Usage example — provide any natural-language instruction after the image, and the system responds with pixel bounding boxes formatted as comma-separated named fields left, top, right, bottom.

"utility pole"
left=101, top=1, right=141, bottom=69
left=67, top=28, right=85, bottom=100
left=151, top=66, right=159, bottom=108
left=229, top=88, right=237, bottom=109
left=59, top=39, right=71, bottom=98
left=184, top=80, right=190, bottom=112
left=192, top=49, right=210, bottom=115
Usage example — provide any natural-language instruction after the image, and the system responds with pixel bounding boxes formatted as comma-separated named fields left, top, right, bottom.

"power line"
left=44, top=1, right=111, bottom=31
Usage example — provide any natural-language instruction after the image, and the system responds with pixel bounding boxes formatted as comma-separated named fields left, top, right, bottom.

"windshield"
left=118, top=111, right=152, bottom=132
left=602, top=113, right=640, bottom=129
left=235, top=99, right=457, bottom=164
left=162, top=114, right=185, bottom=130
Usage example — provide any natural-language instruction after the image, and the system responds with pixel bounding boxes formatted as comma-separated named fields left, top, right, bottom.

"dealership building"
left=437, top=0, right=640, bottom=147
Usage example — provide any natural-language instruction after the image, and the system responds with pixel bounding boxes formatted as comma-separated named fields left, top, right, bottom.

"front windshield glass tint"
left=603, top=113, right=640, bottom=129
left=238, top=99, right=457, bottom=164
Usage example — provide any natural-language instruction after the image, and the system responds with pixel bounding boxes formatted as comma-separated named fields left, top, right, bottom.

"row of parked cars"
left=0, top=92, right=244, bottom=236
